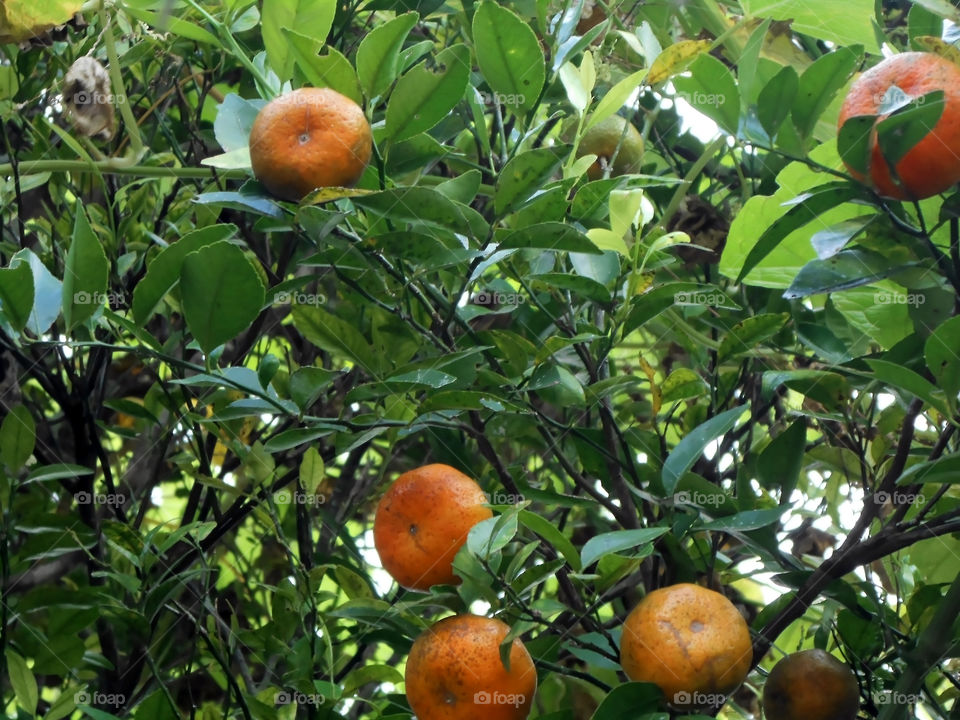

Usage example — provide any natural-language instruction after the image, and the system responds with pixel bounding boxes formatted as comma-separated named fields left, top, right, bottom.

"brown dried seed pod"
left=62, top=56, right=116, bottom=140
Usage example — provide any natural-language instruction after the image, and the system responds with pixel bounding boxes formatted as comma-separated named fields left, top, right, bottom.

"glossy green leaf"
left=262, top=0, right=336, bottom=81
left=495, top=147, right=567, bottom=215
left=385, top=44, right=470, bottom=142
left=5, top=649, right=37, bottom=717
left=581, top=527, right=669, bottom=568
left=0, top=261, right=33, bottom=332
left=61, top=210, right=109, bottom=332
left=356, top=11, right=419, bottom=100
left=925, top=316, right=960, bottom=400
left=757, top=65, right=799, bottom=140
left=472, top=2, right=545, bottom=114
left=736, top=182, right=863, bottom=284
left=284, top=29, right=363, bottom=105
left=499, top=222, right=601, bottom=253
left=132, top=224, right=237, bottom=325
left=717, top=312, right=789, bottom=362
left=518, top=510, right=582, bottom=571
left=0, top=404, right=35, bottom=470
left=180, top=242, right=265, bottom=354
left=783, top=250, right=916, bottom=299
left=673, top=53, right=739, bottom=133
left=662, top=405, right=747, bottom=495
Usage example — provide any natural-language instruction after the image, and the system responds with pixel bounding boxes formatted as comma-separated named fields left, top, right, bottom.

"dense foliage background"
left=1, top=0, right=960, bottom=718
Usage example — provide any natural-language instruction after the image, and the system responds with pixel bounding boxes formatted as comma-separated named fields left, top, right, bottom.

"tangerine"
left=761, top=649, right=859, bottom=720
left=248, top=87, right=372, bottom=201
left=837, top=51, right=960, bottom=200
left=619, top=582, right=753, bottom=709
left=577, top=114, right=644, bottom=181
left=373, top=463, right=492, bottom=591
left=405, top=614, right=537, bottom=720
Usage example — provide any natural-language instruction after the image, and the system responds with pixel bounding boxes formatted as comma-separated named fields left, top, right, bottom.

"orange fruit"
left=248, top=87, right=372, bottom=201
left=405, top=614, right=537, bottom=720
left=762, top=649, right=859, bottom=720
left=619, top=583, right=753, bottom=709
left=373, top=463, right=492, bottom=591
left=837, top=51, right=960, bottom=200
left=577, top=115, right=644, bottom=180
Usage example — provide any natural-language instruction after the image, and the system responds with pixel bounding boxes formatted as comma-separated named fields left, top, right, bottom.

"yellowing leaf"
left=647, top=40, right=711, bottom=85
left=638, top=356, right=661, bottom=416
left=0, top=0, right=82, bottom=43
left=915, top=37, right=960, bottom=68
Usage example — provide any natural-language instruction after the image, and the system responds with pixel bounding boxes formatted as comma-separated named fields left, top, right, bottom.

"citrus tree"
left=1, top=0, right=959, bottom=718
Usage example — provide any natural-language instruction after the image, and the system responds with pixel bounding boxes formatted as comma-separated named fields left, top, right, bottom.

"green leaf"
left=495, top=147, right=567, bottom=216
left=791, top=46, right=863, bottom=140
left=875, top=90, right=946, bottom=172
left=587, top=69, right=648, bottom=131
left=292, top=304, right=381, bottom=374
left=289, top=367, right=340, bottom=410
left=742, top=0, right=878, bottom=52
left=837, top=114, right=875, bottom=177
left=865, top=359, right=950, bottom=416
left=0, top=405, right=35, bottom=470
left=580, top=527, right=669, bottom=568
left=179, top=242, right=266, bottom=355
left=698, top=507, right=786, bottom=531
left=518, top=510, right=582, bottom=571
left=757, top=65, right=799, bottom=140
left=356, top=11, right=419, bottom=100
left=897, top=453, right=960, bottom=486
left=736, top=182, right=863, bottom=284
left=123, top=6, right=218, bottom=45
left=624, top=283, right=740, bottom=336
left=0, top=261, right=33, bottom=332
left=26, top=463, right=94, bottom=483
left=262, top=0, right=337, bottom=81
left=499, top=222, right=601, bottom=253
left=5, top=649, right=37, bottom=717
left=783, top=250, right=916, bottom=299
left=472, top=1, right=545, bottom=114
left=673, top=53, right=739, bottom=134
left=811, top=217, right=873, bottom=259
left=284, top=30, right=363, bottom=105
left=531, top=273, right=611, bottom=303
left=757, top=419, right=807, bottom=501
left=662, top=405, right=747, bottom=495
left=530, top=363, right=587, bottom=406
left=11, top=249, right=61, bottom=336
left=590, top=681, right=664, bottom=719
left=132, top=224, right=237, bottom=325
left=925, top=316, right=960, bottom=401
left=661, top=368, right=708, bottom=404
left=299, top=446, right=325, bottom=494
left=61, top=210, right=109, bottom=332
left=717, top=313, right=789, bottom=362
left=467, top=511, right=519, bottom=559
left=385, top=44, right=470, bottom=142
left=352, top=187, right=488, bottom=239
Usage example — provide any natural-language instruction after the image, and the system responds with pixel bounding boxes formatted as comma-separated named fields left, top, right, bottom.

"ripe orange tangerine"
left=838, top=52, right=960, bottom=200
left=248, top=87, right=372, bottom=201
